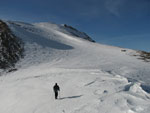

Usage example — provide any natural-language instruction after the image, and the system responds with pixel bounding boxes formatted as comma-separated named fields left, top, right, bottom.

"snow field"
left=0, top=21, right=149, bottom=113
left=0, top=68, right=150, bottom=113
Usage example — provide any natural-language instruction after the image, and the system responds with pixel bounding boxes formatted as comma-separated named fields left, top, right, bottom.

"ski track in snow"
left=0, top=21, right=150, bottom=113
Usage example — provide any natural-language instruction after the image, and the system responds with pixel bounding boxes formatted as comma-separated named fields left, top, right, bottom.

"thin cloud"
left=105, top=0, right=126, bottom=17
left=78, top=0, right=126, bottom=18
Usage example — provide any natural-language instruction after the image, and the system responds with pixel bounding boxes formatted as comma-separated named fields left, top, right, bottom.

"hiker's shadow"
left=59, top=95, right=83, bottom=100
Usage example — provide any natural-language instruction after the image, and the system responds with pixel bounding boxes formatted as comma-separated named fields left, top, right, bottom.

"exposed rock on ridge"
left=63, top=24, right=95, bottom=42
left=0, top=20, right=24, bottom=69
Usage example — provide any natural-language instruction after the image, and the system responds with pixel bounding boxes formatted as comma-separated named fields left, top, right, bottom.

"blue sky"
left=0, top=0, right=150, bottom=51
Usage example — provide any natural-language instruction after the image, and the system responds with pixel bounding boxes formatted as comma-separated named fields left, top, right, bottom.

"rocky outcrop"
left=137, top=51, right=150, bottom=62
left=63, top=24, right=95, bottom=42
left=0, top=20, right=24, bottom=69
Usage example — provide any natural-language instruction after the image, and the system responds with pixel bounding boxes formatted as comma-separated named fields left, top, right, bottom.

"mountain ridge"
left=0, top=20, right=150, bottom=113
left=4, top=20, right=149, bottom=82
left=0, top=20, right=149, bottom=71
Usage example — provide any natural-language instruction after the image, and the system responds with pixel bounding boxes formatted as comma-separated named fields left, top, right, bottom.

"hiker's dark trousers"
left=55, top=91, right=58, bottom=99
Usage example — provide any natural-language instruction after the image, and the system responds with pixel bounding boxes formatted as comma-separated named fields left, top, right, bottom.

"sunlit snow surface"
left=0, top=21, right=150, bottom=113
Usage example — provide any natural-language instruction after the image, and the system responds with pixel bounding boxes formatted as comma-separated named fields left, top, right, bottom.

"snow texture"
left=0, top=21, right=150, bottom=113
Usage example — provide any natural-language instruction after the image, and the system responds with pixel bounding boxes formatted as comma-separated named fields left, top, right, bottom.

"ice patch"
left=140, top=84, right=150, bottom=94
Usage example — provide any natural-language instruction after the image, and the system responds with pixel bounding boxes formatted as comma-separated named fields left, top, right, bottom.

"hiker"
left=53, top=83, right=60, bottom=99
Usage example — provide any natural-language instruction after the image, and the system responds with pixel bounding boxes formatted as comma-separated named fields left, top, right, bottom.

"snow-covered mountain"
left=0, top=20, right=150, bottom=113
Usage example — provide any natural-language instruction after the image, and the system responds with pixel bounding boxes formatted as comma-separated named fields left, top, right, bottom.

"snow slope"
left=0, top=21, right=150, bottom=113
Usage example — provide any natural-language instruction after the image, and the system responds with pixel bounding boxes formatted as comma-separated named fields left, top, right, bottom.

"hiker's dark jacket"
left=53, top=84, right=60, bottom=92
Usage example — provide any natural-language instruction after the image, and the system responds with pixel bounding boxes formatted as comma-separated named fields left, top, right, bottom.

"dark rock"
left=103, top=90, right=108, bottom=93
left=0, top=20, right=24, bottom=69
left=121, top=50, right=127, bottom=52
left=63, top=24, right=95, bottom=42
left=8, top=68, right=18, bottom=73
left=136, top=51, right=150, bottom=62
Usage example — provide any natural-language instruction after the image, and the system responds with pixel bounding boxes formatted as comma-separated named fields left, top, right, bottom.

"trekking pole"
left=59, top=91, right=60, bottom=99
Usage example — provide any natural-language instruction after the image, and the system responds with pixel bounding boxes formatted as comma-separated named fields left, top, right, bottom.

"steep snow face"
left=7, top=21, right=150, bottom=83
left=34, top=23, right=95, bottom=42
left=0, top=21, right=150, bottom=113
left=0, top=20, right=23, bottom=69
